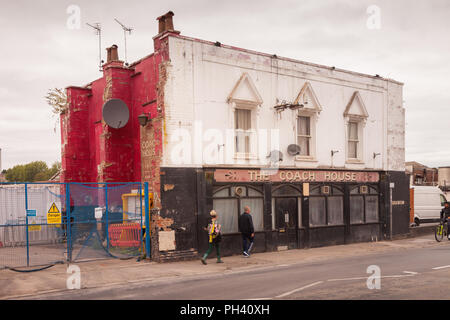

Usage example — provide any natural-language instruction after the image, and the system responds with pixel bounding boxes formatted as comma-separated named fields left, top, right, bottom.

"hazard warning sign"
left=47, top=202, right=62, bottom=224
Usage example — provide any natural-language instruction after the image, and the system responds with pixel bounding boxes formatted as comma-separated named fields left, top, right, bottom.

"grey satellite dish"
left=102, top=99, right=130, bottom=129
left=267, top=150, right=283, bottom=163
left=287, top=144, right=301, bottom=156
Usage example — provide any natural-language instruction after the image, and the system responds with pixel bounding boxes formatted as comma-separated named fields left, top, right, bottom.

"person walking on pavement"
left=201, top=210, right=224, bottom=265
left=239, top=206, right=254, bottom=257
left=440, top=202, right=450, bottom=240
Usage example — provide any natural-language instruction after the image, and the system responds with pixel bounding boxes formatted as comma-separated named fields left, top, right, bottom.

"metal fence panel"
left=0, top=182, right=145, bottom=268
left=27, top=185, right=66, bottom=267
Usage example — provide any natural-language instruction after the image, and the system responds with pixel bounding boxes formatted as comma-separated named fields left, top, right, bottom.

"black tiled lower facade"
left=159, top=167, right=410, bottom=258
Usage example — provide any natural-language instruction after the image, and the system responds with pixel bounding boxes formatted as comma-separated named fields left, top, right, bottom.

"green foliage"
left=4, top=161, right=61, bottom=182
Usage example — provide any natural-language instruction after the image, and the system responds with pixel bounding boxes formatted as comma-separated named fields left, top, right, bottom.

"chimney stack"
left=106, top=44, right=119, bottom=63
left=156, top=11, right=178, bottom=34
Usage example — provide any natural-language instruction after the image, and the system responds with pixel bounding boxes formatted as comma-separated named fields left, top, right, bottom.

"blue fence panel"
left=0, top=182, right=146, bottom=268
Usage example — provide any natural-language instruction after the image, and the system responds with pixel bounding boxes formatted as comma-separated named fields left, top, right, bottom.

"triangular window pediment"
left=344, top=91, right=369, bottom=120
left=227, top=73, right=263, bottom=105
left=294, top=82, right=322, bottom=113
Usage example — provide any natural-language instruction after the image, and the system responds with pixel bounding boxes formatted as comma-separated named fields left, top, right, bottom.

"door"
left=275, top=198, right=298, bottom=250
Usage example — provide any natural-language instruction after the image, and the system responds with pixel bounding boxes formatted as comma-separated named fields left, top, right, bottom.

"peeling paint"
left=164, top=184, right=175, bottom=191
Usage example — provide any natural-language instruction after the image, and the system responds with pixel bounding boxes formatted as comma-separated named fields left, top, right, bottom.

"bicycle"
left=435, top=220, right=448, bottom=242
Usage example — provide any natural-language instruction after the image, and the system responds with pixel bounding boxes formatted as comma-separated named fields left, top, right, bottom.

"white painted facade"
left=161, top=34, right=405, bottom=172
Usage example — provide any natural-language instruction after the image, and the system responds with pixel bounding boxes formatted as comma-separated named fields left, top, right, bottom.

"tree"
left=4, top=161, right=61, bottom=182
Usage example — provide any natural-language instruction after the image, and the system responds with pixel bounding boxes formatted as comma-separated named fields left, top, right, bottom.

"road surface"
left=22, top=239, right=450, bottom=300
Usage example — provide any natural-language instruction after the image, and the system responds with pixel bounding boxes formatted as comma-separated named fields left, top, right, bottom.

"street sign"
left=47, top=202, right=62, bottom=224
left=26, top=209, right=36, bottom=217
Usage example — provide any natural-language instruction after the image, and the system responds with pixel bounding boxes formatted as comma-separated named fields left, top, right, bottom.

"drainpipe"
left=390, top=182, right=395, bottom=240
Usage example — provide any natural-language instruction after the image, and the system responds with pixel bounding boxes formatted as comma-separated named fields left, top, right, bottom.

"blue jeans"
left=242, top=234, right=254, bottom=253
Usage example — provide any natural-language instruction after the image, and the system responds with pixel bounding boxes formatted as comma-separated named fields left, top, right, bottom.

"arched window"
left=309, top=185, right=344, bottom=227
left=349, top=185, right=379, bottom=224
left=211, top=186, right=264, bottom=234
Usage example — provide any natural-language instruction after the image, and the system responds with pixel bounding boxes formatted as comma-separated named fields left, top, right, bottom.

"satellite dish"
left=267, top=150, right=283, bottom=163
left=102, top=99, right=130, bottom=129
left=287, top=144, right=301, bottom=156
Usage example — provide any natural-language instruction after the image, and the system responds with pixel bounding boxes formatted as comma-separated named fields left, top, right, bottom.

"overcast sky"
left=0, top=0, right=449, bottom=170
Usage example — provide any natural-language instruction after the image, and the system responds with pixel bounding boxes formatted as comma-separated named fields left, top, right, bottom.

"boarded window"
left=309, top=197, right=326, bottom=226
left=327, top=196, right=344, bottom=225
left=213, top=199, right=238, bottom=233
left=365, top=196, right=379, bottom=223
left=350, top=196, right=364, bottom=224
left=240, top=198, right=264, bottom=232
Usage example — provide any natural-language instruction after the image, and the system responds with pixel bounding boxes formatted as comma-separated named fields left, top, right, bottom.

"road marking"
left=275, top=281, right=324, bottom=298
left=328, top=277, right=367, bottom=282
left=328, top=272, right=418, bottom=282
left=383, top=275, right=414, bottom=279
left=432, top=265, right=450, bottom=270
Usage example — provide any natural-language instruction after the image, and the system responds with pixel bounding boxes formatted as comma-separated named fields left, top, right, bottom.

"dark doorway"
left=275, top=197, right=298, bottom=249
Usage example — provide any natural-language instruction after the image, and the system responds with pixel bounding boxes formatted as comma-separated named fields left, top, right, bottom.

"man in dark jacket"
left=440, top=202, right=450, bottom=239
left=238, top=206, right=254, bottom=257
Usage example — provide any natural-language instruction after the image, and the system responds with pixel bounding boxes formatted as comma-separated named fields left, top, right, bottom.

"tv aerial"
left=114, top=18, right=133, bottom=64
left=86, top=22, right=103, bottom=72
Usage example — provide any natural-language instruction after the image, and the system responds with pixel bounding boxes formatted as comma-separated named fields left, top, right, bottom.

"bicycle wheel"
left=435, top=224, right=444, bottom=242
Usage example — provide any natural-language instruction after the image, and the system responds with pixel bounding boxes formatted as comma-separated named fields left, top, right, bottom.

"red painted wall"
left=61, top=34, right=170, bottom=184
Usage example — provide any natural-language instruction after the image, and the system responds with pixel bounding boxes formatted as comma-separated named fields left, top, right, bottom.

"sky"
left=0, top=0, right=449, bottom=170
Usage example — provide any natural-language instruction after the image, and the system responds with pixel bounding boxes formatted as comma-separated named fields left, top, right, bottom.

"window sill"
left=346, top=159, right=365, bottom=164
left=234, top=153, right=258, bottom=161
left=295, top=156, right=318, bottom=163
left=309, top=224, right=346, bottom=229
left=350, top=222, right=381, bottom=226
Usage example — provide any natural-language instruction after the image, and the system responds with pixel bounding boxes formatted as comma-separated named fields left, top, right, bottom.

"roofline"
left=67, top=32, right=404, bottom=89
left=166, top=33, right=404, bottom=86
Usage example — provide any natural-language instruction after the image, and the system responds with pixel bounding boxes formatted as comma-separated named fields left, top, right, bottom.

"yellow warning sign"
left=47, top=202, right=61, bottom=224
left=29, top=220, right=42, bottom=232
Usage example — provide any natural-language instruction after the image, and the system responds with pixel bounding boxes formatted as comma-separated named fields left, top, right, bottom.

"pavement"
left=0, top=228, right=445, bottom=300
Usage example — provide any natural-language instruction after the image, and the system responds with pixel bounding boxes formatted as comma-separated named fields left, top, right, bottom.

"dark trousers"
left=203, top=242, right=221, bottom=260
left=242, top=233, right=254, bottom=253
left=445, top=218, right=450, bottom=234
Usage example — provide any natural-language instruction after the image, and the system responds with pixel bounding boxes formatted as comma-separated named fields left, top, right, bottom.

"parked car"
left=412, top=186, right=447, bottom=226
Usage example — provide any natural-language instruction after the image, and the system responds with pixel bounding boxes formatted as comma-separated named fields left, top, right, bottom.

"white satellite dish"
left=102, top=99, right=130, bottom=129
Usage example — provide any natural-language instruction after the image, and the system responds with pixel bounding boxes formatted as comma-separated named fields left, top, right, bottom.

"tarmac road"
left=24, top=238, right=450, bottom=300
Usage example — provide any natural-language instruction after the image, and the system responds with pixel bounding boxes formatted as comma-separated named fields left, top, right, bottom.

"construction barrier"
left=109, top=223, right=141, bottom=248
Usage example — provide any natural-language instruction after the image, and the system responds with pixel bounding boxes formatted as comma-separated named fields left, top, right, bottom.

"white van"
left=412, top=186, right=447, bottom=225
